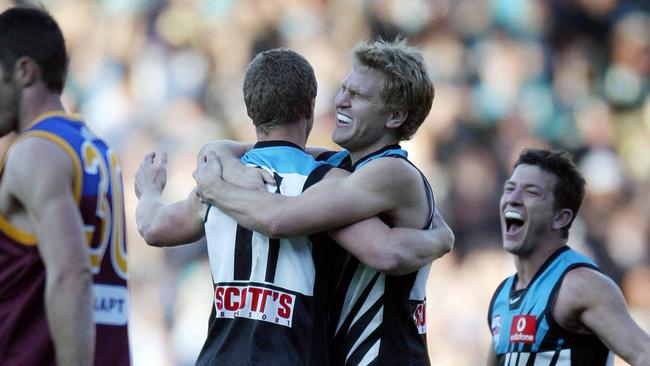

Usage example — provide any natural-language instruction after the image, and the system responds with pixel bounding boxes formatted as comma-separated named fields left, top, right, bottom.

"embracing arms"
left=329, top=205, right=453, bottom=275
left=194, top=149, right=454, bottom=274
left=134, top=148, right=273, bottom=247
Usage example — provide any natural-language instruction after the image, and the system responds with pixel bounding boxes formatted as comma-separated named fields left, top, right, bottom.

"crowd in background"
left=1, top=0, right=648, bottom=365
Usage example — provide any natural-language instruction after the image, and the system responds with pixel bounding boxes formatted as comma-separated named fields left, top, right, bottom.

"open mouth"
left=504, top=211, right=525, bottom=234
left=337, top=113, right=352, bottom=126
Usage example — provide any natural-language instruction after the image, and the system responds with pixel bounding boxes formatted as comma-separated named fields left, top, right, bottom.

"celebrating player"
left=487, top=149, right=650, bottom=365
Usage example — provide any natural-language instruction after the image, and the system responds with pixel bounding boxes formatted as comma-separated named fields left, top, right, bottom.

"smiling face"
left=333, top=66, right=398, bottom=157
left=500, top=164, right=561, bottom=257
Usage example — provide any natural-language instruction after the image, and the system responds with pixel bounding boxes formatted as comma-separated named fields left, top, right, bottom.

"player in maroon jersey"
left=0, top=7, right=130, bottom=365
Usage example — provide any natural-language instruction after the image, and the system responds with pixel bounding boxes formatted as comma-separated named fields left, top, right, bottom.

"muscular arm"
left=553, top=267, right=650, bottom=365
left=136, top=190, right=206, bottom=247
left=135, top=152, right=205, bottom=246
left=6, top=137, right=94, bottom=366
left=196, top=153, right=453, bottom=273
left=195, top=152, right=414, bottom=237
left=329, top=207, right=454, bottom=275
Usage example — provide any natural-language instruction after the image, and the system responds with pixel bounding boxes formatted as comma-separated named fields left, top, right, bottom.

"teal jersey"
left=488, top=246, right=612, bottom=365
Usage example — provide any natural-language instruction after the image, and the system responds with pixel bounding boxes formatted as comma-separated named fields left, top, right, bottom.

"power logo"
left=214, top=284, right=295, bottom=327
left=509, top=315, right=536, bottom=344
left=413, top=302, right=426, bottom=334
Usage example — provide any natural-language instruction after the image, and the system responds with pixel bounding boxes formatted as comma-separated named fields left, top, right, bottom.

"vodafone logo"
left=509, top=315, right=536, bottom=344
left=214, top=284, right=296, bottom=327
left=516, top=317, right=526, bottom=332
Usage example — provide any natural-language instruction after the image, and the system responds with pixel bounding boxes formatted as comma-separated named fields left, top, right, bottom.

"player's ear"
left=552, top=208, right=573, bottom=231
left=386, top=110, right=407, bottom=129
left=14, top=57, right=39, bottom=88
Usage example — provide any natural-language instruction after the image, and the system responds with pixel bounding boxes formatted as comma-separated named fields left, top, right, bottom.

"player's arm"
left=198, top=140, right=273, bottom=190
left=329, top=206, right=454, bottom=275
left=195, top=152, right=407, bottom=237
left=554, top=267, right=650, bottom=365
left=135, top=152, right=205, bottom=246
left=6, top=137, right=94, bottom=366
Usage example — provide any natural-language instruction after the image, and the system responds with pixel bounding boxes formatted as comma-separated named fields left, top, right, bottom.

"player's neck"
left=514, top=241, right=566, bottom=289
left=18, top=88, right=66, bottom=132
left=348, top=135, right=399, bottom=165
left=255, top=122, right=308, bottom=149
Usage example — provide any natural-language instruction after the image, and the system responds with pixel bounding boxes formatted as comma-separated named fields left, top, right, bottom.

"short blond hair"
left=352, top=37, right=434, bottom=140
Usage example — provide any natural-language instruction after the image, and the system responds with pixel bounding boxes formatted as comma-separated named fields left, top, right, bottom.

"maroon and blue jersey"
left=0, top=112, right=130, bottom=365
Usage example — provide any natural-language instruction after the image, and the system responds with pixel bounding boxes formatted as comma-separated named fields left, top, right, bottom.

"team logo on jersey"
left=413, top=301, right=426, bottom=334
left=214, top=284, right=295, bottom=327
left=491, top=314, right=502, bottom=339
left=509, top=315, right=536, bottom=344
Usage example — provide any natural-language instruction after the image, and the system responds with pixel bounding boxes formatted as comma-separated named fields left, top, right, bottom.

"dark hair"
left=0, top=7, right=69, bottom=94
left=243, top=48, right=317, bottom=132
left=352, top=37, right=434, bottom=140
left=515, top=149, right=586, bottom=236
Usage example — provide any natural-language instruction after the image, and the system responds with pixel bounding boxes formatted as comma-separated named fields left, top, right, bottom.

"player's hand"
left=193, top=151, right=223, bottom=203
left=225, top=164, right=275, bottom=191
left=135, top=151, right=168, bottom=199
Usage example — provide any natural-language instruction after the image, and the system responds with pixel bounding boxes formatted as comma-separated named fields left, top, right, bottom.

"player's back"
left=198, top=140, right=341, bottom=366
left=0, top=112, right=130, bottom=365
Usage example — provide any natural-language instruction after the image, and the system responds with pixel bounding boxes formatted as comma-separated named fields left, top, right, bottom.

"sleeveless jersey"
left=0, top=112, right=130, bottom=365
left=197, top=140, right=343, bottom=365
left=488, top=246, right=612, bottom=366
left=322, top=145, right=434, bottom=366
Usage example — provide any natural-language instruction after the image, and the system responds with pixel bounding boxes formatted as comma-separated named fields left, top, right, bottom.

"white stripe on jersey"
left=409, top=262, right=430, bottom=300
left=273, top=236, right=314, bottom=293
left=501, top=349, right=611, bottom=366
left=205, top=208, right=237, bottom=281
left=347, top=305, right=383, bottom=358
left=336, top=265, right=385, bottom=333
left=354, top=338, right=380, bottom=366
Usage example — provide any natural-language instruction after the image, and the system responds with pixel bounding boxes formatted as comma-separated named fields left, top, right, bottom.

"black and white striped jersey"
left=196, top=141, right=343, bottom=366
left=322, top=145, right=434, bottom=366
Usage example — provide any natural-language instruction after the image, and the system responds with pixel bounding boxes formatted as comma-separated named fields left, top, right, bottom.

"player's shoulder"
left=5, top=135, right=75, bottom=185
left=321, top=166, right=350, bottom=180
left=354, top=155, right=422, bottom=184
left=561, top=266, right=615, bottom=295
left=555, top=265, right=618, bottom=315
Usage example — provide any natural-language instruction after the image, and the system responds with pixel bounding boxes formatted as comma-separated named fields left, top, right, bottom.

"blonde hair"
left=352, top=37, right=434, bottom=140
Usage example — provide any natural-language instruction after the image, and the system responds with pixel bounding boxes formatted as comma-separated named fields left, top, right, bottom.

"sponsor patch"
left=94, top=284, right=129, bottom=326
left=413, top=301, right=426, bottom=334
left=509, top=315, right=536, bottom=344
left=214, top=284, right=295, bottom=327
left=491, top=314, right=502, bottom=338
